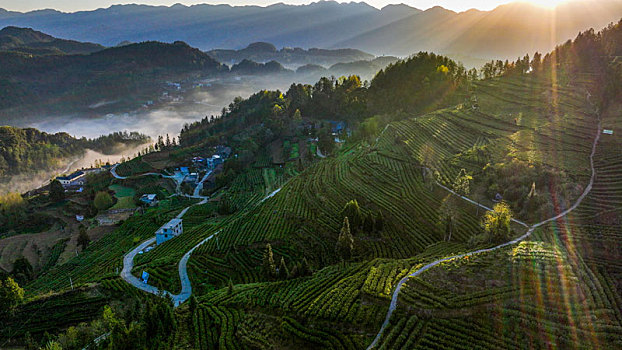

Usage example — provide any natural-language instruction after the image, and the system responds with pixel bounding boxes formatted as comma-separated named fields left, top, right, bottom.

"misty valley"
left=0, top=27, right=404, bottom=194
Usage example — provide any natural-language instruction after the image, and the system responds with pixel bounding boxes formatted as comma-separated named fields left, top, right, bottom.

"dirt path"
left=367, top=98, right=602, bottom=349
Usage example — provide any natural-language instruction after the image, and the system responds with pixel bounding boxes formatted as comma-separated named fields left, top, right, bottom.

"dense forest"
left=480, top=18, right=622, bottom=103
left=180, top=52, right=469, bottom=151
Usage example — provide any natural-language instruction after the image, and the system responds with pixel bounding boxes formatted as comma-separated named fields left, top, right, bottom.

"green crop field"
left=110, top=184, right=136, bottom=209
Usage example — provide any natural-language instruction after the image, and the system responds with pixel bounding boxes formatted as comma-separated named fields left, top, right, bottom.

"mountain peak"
left=381, top=3, right=421, bottom=13
left=245, top=42, right=278, bottom=52
left=0, top=26, right=54, bottom=43
left=424, top=5, right=455, bottom=14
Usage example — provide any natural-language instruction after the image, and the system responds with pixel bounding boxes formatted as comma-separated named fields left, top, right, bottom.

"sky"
left=0, top=0, right=569, bottom=13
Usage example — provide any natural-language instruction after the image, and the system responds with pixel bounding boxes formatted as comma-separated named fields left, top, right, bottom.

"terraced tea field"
left=181, top=75, right=620, bottom=349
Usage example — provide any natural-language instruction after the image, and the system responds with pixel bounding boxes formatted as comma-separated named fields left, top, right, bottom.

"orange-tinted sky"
left=0, top=1, right=572, bottom=13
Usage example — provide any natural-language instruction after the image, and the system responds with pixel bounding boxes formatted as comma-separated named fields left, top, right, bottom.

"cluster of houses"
left=191, top=146, right=232, bottom=169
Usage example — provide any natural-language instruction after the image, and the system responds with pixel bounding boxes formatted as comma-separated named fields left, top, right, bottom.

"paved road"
left=316, top=147, right=326, bottom=158
left=173, top=230, right=220, bottom=306
left=116, top=165, right=214, bottom=306
left=262, top=187, right=282, bottom=202
left=120, top=229, right=220, bottom=306
left=193, top=170, right=212, bottom=197
left=367, top=101, right=602, bottom=349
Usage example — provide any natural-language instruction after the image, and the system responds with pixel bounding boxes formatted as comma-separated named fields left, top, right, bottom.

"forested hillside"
left=0, top=40, right=226, bottom=114
left=1, top=18, right=621, bottom=350
left=0, top=26, right=104, bottom=55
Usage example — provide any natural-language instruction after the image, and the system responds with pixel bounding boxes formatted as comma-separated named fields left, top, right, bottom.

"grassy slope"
left=109, top=184, right=136, bottom=209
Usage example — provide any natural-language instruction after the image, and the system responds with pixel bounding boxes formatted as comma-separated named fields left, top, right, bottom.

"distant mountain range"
left=338, top=1, right=622, bottom=59
left=1, top=1, right=621, bottom=62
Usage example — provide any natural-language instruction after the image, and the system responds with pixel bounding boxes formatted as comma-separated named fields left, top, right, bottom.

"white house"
left=139, top=194, right=158, bottom=206
left=156, top=218, right=183, bottom=245
left=56, top=171, right=86, bottom=187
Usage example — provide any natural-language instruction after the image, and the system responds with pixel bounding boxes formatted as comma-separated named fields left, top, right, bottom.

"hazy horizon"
left=0, top=0, right=579, bottom=13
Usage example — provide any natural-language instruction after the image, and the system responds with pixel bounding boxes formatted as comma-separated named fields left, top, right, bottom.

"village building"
left=206, top=155, right=223, bottom=168
left=156, top=218, right=183, bottom=245
left=185, top=173, right=199, bottom=183
left=141, top=271, right=149, bottom=283
left=330, top=121, right=346, bottom=134
left=56, top=171, right=86, bottom=187
left=139, top=194, right=158, bottom=206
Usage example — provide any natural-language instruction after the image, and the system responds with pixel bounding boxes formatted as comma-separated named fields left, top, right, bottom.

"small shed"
left=141, top=271, right=149, bottom=283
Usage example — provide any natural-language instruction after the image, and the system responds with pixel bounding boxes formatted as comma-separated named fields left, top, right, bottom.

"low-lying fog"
left=30, top=79, right=275, bottom=139
left=0, top=146, right=149, bottom=195
left=4, top=76, right=302, bottom=194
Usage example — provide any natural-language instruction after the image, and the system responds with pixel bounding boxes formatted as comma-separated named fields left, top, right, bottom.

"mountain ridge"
left=0, top=26, right=104, bottom=54
left=207, top=41, right=374, bottom=66
left=1, top=1, right=619, bottom=61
